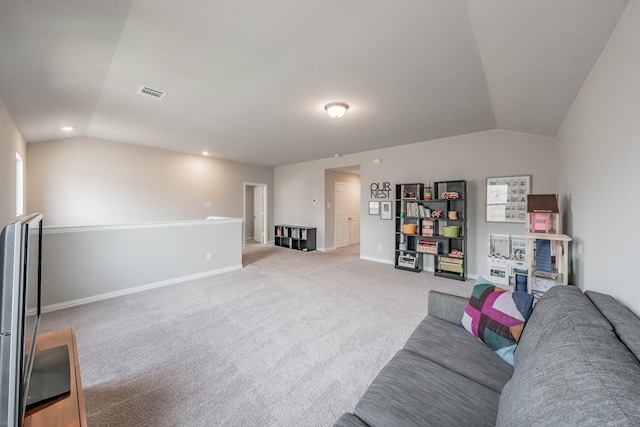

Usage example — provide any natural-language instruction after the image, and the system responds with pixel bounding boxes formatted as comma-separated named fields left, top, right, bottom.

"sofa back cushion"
left=498, top=326, right=640, bottom=426
left=586, top=290, right=640, bottom=361
left=514, top=285, right=612, bottom=367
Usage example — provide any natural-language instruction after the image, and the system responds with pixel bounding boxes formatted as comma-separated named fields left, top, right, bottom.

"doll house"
left=526, top=194, right=560, bottom=234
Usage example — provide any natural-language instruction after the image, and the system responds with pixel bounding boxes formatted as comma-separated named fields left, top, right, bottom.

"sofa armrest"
left=428, top=290, right=469, bottom=325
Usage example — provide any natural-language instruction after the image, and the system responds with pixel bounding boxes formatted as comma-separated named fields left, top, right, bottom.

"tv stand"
left=24, top=327, right=86, bottom=427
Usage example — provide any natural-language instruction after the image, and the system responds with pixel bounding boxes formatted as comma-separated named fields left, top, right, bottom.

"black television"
left=0, top=214, right=70, bottom=427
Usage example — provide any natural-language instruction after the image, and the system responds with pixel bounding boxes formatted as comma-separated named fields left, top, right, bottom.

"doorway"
left=243, top=183, right=268, bottom=246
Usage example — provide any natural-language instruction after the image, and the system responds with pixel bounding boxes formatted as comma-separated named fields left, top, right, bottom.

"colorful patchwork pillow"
left=460, top=276, right=534, bottom=366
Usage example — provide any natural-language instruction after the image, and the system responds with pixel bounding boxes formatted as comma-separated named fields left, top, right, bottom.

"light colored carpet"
left=39, top=244, right=474, bottom=427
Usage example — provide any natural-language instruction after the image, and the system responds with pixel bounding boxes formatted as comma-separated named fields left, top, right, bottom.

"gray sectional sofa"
left=334, top=285, right=640, bottom=427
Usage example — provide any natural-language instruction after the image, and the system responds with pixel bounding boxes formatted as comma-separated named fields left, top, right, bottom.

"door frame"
left=243, top=182, right=268, bottom=246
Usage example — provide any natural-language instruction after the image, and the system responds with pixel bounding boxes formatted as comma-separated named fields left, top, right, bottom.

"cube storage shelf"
left=394, top=180, right=467, bottom=281
left=274, top=225, right=316, bottom=251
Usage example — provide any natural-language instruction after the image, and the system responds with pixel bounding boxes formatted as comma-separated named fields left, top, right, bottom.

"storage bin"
left=416, top=240, right=439, bottom=254
left=439, top=257, right=464, bottom=274
left=442, top=226, right=460, bottom=237
left=402, top=223, right=418, bottom=234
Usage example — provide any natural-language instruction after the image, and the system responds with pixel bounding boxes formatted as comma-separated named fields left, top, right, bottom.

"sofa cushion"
left=354, top=350, right=501, bottom=427
left=427, top=290, right=469, bottom=324
left=404, top=316, right=513, bottom=393
left=586, top=290, right=640, bottom=361
left=514, top=285, right=613, bottom=367
left=460, top=277, right=534, bottom=365
left=497, top=327, right=640, bottom=426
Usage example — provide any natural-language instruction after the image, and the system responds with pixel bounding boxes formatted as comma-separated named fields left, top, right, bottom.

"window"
left=16, top=153, right=23, bottom=216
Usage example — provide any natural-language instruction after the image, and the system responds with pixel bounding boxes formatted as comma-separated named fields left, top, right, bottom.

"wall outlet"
left=206, top=253, right=212, bottom=261
left=204, top=202, right=212, bottom=208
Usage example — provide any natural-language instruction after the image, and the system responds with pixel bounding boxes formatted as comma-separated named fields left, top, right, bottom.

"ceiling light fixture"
left=61, top=126, right=75, bottom=131
left=202, top=151, right=209, bottom=156
left=325, top=102, right=349, bottom=119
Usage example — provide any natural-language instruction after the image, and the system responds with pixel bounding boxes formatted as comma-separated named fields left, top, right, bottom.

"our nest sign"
left=370, top=182, right=391, bottom=198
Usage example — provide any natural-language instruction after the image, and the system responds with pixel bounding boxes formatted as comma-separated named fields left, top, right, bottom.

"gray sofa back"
left=497, top=286, right=640, bottom=426
left=586, top=290, right=640, bottom=361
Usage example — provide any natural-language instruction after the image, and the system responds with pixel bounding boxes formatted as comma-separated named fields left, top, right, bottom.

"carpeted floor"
left=39, top=244, right=474, bottom=427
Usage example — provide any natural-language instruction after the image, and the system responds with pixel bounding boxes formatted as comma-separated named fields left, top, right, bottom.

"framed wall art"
left=369, top=201, right=380, bottom=215
left=380, top=201, right=392, bottom=220
left=486, top=175, right=531, bottom=223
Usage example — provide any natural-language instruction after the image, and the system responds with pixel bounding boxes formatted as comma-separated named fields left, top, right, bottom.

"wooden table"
left=24, top=327, right=87, bottom=427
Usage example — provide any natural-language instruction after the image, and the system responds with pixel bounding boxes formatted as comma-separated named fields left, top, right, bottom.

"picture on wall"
left=380, top=201, right=392, bottom=220
left=486, top=175, right=531, bottom=223
left=369, top=201, right=380, bottom=215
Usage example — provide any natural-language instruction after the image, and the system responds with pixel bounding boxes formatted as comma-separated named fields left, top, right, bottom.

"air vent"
left=136, top=85, right=166, bottom=100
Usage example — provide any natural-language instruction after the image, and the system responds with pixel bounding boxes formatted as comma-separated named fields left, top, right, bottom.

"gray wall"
left=26, top=136, right=274, bottom=230
left=555, top=1, right=640, bottom=315
left=42, top=219, right=242, bottom=309
left=0, top=97, right=26, bottom=225
left=275, top=129, right=556, bottom=277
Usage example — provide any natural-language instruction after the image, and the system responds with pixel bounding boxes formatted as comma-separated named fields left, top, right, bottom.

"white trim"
left=15, top=153, right=24, bottom=216
left=40, top=264, right=243, bottom=313
left=359, top=255, right=394, bottom=265
left=44, top=217, right=241, bottom=234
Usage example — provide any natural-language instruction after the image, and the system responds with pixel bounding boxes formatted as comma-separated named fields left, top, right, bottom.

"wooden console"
left=24, top=327, right=87, bottom=427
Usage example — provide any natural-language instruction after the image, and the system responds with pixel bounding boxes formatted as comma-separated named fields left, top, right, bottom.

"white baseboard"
left=41, top=264, right=243, bottom=313
left=360, top=255, right=394, bottom=265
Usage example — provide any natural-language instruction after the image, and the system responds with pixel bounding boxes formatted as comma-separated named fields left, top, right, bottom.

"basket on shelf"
left=402, top=223, right=418, bottom=234
left=442, top=226, right=460, bottom=237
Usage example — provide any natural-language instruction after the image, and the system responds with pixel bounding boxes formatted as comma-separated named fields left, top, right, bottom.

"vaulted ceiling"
left=0, top=0, right=630, bottom=167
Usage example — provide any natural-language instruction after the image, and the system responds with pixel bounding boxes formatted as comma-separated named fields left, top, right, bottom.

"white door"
left=336, top=182, right=360, bottom=248
left=253, top=186, right=263, bottom=243
left=348, top=184, right=360, bottom=245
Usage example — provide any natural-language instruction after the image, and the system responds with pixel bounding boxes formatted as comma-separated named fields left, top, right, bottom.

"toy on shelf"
left=441, top=192, right=460, bottom=199
left=449, top=249, right=463, bottom=259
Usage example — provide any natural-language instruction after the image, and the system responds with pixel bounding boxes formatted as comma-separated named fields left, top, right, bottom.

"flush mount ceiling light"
left=61, top=126, right=75, bottom=131
left=324, top=102, right=349, bottom=119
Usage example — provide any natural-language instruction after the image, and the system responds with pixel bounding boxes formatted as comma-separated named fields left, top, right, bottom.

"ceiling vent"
left=136, top=85, right=166, bottom=100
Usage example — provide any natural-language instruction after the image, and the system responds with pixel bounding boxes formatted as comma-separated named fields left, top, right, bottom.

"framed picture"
left=369, top=201, right=380, bottom=215
left=380, top=201, right=392, bottom=220
left=486, top=175, right=531, bottom=223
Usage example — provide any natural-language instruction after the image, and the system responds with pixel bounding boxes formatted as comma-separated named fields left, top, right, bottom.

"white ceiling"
left=0, top=0, right=630, bottom=167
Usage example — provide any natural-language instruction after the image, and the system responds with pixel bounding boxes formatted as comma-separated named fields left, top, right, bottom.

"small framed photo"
left=369, top=201, right=380, bottom=215
left=380, top=201, right=392, bottom=220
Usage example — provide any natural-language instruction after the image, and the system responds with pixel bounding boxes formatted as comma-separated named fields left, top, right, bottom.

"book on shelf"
left=406, top=202, right=434, bottom=218
left=421, top=219, right=434, bottom=237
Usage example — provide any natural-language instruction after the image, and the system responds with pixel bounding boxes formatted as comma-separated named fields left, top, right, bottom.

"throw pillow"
left=460, top=276, right=534, bottom=366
